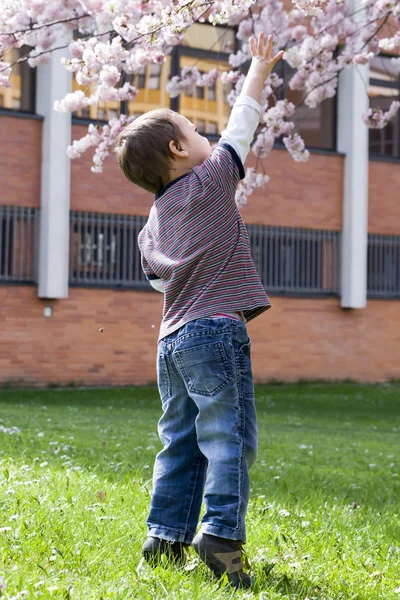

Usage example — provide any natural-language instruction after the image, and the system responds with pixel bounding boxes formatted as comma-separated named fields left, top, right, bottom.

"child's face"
left=173, top=113, right=212, bottom=165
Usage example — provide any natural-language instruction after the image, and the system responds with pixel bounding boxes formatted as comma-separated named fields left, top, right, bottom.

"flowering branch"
left=1, top=0, right=399, bottom=205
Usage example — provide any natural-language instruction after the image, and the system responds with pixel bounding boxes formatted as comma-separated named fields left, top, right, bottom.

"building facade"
left=1, top=25, right=399, bottom=386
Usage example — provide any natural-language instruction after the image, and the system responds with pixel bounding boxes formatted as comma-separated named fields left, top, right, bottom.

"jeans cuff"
left=147, top=526, right=194, bottom=544
left=200, top=523, right=246, bottom=543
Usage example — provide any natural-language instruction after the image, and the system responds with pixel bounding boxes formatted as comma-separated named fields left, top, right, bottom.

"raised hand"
left=240, top=32, right=284, bottom=103
left=248, top=32, right=284, bottom=79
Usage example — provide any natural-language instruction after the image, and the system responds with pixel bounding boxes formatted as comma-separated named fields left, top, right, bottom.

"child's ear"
left=169, top=139, right=189, bottom=158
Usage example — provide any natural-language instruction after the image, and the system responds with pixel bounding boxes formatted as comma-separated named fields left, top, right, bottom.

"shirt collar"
left=155, top=172, right=191, bottom=200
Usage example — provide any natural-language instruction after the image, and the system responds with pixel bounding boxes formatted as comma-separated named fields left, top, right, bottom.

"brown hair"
left=115, top=109, right=185, bottom=194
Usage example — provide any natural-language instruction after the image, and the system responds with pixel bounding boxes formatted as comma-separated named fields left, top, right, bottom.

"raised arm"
left=220, top=33, right=284, bottom=164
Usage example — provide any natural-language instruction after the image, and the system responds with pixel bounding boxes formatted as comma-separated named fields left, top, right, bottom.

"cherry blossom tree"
left=1, top=0, right=399, bottom=203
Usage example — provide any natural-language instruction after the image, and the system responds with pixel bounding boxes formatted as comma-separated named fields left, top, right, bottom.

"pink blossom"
left=0, top=0, right=398, bottom=199
left=67, top=123, right=102, bottom=159
left=353, top=52, right=374, bottom=65
left=229, top=48, right=250, bottom=68
left=166, top=65, right=202, bottom=98
left=253, top=130, right=276, bottom=158
left=54, top=90, right=89, bottom=113
left=293, top=0, right=328, bottom=16
left=235, top=167, right=270, bottom=208
left=379, top=31, right=400, bottom=52
left=362, top=101, right=400, bottom=129
left=283, top=133, right=310, bottom=162
left=291, top=25, right=307, bottom=42
left=220, top=71, right=243, bottom=85
left=0, top=61, right=12, bottom=87
left=99, top=65, right=120, bottom=87
left=197, top=69, right=219, bottom=87
left=237, top=18, right=253, bottom=40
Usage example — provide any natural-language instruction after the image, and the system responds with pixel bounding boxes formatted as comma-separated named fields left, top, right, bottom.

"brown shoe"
left=192, top=532, right=251, bottom=589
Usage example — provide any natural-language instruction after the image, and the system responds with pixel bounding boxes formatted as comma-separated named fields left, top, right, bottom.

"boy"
left=115, top=33, right=283, bottom=589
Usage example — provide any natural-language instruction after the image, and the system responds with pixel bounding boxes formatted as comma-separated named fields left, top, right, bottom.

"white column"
left=337, top=1, right=369, bottom=308
left=36, top=35, right=72, bottom=298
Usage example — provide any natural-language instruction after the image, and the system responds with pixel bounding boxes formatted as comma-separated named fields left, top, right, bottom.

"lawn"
left=0, top=384, right=399, bottom=599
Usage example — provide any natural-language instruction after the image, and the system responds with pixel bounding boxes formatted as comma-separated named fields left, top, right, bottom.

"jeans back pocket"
left=174, top=340, right=234, bottom=397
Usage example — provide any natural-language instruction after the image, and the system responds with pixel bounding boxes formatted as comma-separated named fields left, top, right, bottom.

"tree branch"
left=0, top=13, right=90, bottom=37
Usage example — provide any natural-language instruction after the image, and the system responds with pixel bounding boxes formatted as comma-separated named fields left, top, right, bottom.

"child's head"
left=115, top=108, right=212, bottom=194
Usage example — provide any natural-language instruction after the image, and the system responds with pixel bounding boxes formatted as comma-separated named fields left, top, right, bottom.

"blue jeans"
left=146, top=317, right=258, bottom=544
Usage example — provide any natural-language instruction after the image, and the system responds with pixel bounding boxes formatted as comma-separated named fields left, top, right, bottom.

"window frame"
left=0, top=47, right=37, bottom=115
left=368, top=54, right=400, bottom=160
left=273, top=60, right=338, bottom=153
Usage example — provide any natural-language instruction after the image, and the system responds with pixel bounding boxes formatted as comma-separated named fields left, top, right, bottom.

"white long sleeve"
left=149, top=278, right=165, bottom=293
left=220, top=95, right=261, bottom=165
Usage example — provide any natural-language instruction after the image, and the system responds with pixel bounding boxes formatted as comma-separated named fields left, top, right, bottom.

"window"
left=137, top=67, right=146, bottom=89
left=148, top=64, right=162, bottom=90
left=196, top=78, right=205, bottom=100
left=182, top=23, right=235, bottom=53
left=69, top=211, right=148, bottom=288
left=367, top=234, right=400, bottom=298
left=0, top=205, right=39, bottom=282
left=368, top=55, right=400, bottom=159
left=276, top=61, right=336, bottom=151
left=178, top=24, right=234, bottom=135
left=246, top=224, right=340, bottom=295
left=208, top=121, right=218, bottom=135
left=0, top=48, right=36, bottom=112
left=196, top=119, right=206, bottom=133
left=207, top=79, right=217, bottom=101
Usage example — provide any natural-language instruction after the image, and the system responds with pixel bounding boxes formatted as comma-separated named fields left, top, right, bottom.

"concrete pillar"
left=337, top=0, right=369, bottom=308
left=36, top=34, right=72, bottom=298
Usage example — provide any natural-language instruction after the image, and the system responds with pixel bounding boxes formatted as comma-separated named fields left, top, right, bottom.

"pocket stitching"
left=158, top=353, right=171, bottom=401
left=175, top=341, right=234, bottom=397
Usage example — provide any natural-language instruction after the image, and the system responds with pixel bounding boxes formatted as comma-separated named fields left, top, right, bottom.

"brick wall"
left=0, top=116, right=42, bottom=208
left=0, top=285, right=399, bottom=386
left=1, top=116, right=400, bottom=386
left=369, top=159, right=400, bottom=235
left=70, top=123, right=344, bottom=230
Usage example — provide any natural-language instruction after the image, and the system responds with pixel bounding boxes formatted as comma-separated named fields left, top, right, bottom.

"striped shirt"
left=138, top=99, right=272, bottom=341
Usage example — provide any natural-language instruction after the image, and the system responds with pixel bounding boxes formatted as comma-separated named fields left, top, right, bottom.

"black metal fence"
left=247, top=224, right=340, bottom=295
left=69, top=211, right=341, bottom=296
left=2, top=206, right=400, bottom=300
left=0, top=205, right=39, bottom=282
left=69, top=211, right=148, bottom=288
left=367, top=233, right=400, bottom=298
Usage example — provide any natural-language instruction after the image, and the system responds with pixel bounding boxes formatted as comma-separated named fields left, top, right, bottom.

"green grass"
left=0, top=384, right=399, bottom=599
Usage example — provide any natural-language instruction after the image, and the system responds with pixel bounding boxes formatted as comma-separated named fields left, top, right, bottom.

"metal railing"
left=0, top=205, right=39, bottom=282
left=69, top=213, right=341, bottom=295
left=69, top=211, right=148, bottom=288
left=246, top=224, right=341, bottom=295
left=367, top=233, right=400, bottom=298
left=3, top=207, right=400, bottom=300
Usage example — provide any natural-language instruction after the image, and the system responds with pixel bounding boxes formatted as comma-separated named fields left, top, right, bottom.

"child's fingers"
left=265, top=34, right=273, bottom=60
left=270, top=50, right=285, bottom=66
left=257, top=31, right=265, bottom=56
left=249, top=35, right=257, bottom=57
